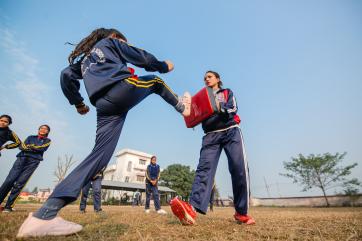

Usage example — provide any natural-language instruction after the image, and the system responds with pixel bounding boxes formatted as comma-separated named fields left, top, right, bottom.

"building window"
left=127, top=161, right=132, bottom=172
left=136, top=175, right=145, bottom=182
left=125, top=176, right=129, bottom=183
left=139, top=159, right=146, bottom=165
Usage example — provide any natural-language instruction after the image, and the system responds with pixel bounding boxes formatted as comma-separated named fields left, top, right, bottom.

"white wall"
left=103, top=149, right=153, bottom=200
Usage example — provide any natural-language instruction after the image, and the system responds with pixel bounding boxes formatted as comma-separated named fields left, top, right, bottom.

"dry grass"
left=0, top=204, right=361, bottom=241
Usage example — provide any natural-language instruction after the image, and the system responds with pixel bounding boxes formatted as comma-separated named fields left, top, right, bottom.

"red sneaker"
left=0, top=206, right=4, bottom=212
left=234, top=212, right=256, bottom=225
left=170, top=197, right=197, bottom=225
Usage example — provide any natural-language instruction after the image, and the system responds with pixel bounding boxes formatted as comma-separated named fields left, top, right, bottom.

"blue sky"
left=0, top=0, right=361, bottom=198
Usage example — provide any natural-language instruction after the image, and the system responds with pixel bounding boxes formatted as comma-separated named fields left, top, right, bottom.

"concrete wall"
left=252, top=194, right=362, bottom=207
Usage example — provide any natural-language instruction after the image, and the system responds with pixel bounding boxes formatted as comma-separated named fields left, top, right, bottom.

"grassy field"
left=0, top=204, right=361, bottom=241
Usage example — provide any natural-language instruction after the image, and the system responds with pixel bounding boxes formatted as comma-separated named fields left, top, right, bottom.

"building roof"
left=115, top=148, right=153, bottom=159
left=101, top=180, right=176, bottom=193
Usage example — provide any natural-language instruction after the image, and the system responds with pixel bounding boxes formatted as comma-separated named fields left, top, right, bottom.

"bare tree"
left=54, top=155, right=77, bottom=184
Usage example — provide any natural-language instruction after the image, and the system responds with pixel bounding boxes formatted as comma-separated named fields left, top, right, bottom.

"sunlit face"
left=204, top=72, right=220, bottom=90
left=151, top=157, right=157, bottom=165
left=38, top=125, right=49, bottom=136
left=0, top=117, right=10, bottom=128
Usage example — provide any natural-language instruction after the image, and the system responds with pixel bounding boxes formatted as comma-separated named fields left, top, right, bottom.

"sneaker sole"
left=171, top=198, right=195, bottom=225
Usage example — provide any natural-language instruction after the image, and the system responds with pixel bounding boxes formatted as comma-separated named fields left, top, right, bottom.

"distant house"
left=18, top=192, right=36, bottom=201
left=35, top=188, right=52, bottom=202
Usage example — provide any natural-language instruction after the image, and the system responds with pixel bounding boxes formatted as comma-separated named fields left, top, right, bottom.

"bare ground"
left=0, top=204, right=361, bottom=241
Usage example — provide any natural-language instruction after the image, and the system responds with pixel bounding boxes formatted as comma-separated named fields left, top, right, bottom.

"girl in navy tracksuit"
left=18, top=28, right=190, bottom=237
left=0, top=125, right=51, bottom=212
left=171, top=71, right=255, bottom=225
left=145, top=156, right=166, bottom=214
left=0, top=115, right=21, bottom=157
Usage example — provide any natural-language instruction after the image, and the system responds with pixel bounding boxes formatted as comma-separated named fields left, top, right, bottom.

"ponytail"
left=68, top=28, right=127, bottom=64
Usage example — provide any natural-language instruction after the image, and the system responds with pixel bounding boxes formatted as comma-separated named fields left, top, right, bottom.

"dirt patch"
left=0, top=205, right=361, bottom=240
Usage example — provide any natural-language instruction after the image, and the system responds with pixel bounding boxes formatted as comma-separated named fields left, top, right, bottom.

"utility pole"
left=264, top=176, right=271, bottom=198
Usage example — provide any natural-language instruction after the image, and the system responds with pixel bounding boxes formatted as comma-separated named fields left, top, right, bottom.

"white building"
left=104, top=148, right=152, bottom=183
left=103, top=148, right=153, bottom=201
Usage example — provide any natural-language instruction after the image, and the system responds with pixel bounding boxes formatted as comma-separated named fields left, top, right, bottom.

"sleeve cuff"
left=158, top=61, right=169, bottom=73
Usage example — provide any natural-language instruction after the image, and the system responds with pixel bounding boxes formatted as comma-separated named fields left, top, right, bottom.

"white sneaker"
left=16, top=212, right=83, bottom=238
left=181, top=92, right=191, bottom=117
left=145, top=209, right=150, bottom=214
left=157, top=209, right=167, bottom=215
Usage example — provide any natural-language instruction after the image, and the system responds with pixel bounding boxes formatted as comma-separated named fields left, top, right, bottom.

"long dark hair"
left=206, top=70, right=223, bottom=88
left=68, top=28, right=127, bottom=64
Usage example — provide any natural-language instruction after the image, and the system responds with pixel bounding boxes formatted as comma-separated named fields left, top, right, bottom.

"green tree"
left=159, top=164, right=195, bottom=200
left=281, top=152, right=360, bottom=207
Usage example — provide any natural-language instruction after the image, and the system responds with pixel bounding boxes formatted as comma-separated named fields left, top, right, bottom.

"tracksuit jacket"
left=60, top=38, right=169, bottom=106
left=201, top=88, right=241, bottom=133
left=18, top=135, right=51, bottom=161
left=0, top=127, right=21, bottom=153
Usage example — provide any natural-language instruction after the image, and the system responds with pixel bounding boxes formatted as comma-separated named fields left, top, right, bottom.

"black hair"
left=150, top=155, right=157, bottom=163
left=205, top=70, right=223, bottom=88
left=0, top=114, right=12, bottom=125
left=39, top=124, right=51, bottom=136
left=68, top=28, right=127, bottom=64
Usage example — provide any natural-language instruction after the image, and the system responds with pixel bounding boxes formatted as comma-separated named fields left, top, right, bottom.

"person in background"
left=132, top=189, right=141, bottom=207
left=79, top=169, right=104, bottom=213
left=0, top=125, right=51, bottom=212
left=0, top=114, right=21, bottom=158
left=209, top=182, right=216, bottom=212
left=145, top=156, right=167, bottom=214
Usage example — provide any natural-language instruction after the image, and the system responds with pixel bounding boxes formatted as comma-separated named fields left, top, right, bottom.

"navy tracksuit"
left=79, top=174, right=103, bottom=212
left=189, top=88, right=251, bottom=215
left=0, top=127, right=21, bottom=156
left=0, top=135, right=50, bottom=208
left=50, top=38, right=180, bottom=205
left=145, top=163, right=161, bottom=210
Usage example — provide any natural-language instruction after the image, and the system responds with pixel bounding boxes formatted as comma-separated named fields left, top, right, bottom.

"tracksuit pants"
left=34, top=75, right=181, bottom=219
left=189, top=127, right=250, bottom=215
left=145, top=183, right=161, bottom=210
left=0, top=157, right=39, bottom=208
left=79, top=176, right=102, bottom=211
